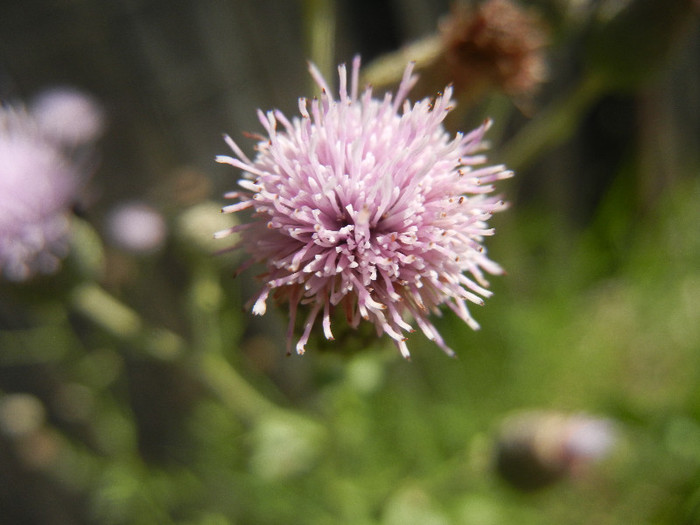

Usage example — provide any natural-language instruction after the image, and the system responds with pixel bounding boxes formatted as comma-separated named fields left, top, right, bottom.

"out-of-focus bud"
left=30, top=87, right=105, bottom=148
left=106, top=201, right=167, bottom=254
left=177, top=201, right=238, bottom=255
left=363, top=0, right=548, bottom=109
left=69, top=216, right=106, bottom=281
left=249, top=412, right=326, bottom=480
left=0, top=393, right=61, bottom=470
left=439, top=0, right=548, bottom=100
left=0, top=393, right=46, bottom=438
left=494, top=410, right=617, bottom=491
left=585, top=0, right=698, bottom=90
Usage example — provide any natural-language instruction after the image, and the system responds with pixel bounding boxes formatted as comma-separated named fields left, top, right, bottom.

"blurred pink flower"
left=106, top=201, right=167, bottom=254
left=30, top=87, right=105, bottom=148
left=0, top=106, right=79, bottom=281
left=217, top=57, right=512, bottom=358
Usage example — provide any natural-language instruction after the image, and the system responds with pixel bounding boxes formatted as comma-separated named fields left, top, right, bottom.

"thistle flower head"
left=217, top=57, right=512, bottom=358
left=0, top=106, right=80, bottom=281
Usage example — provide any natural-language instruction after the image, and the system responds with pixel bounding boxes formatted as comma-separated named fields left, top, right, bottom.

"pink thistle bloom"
left=0, top=106, right=80, bottom=281
left=216, top=57, right=512, bottom=358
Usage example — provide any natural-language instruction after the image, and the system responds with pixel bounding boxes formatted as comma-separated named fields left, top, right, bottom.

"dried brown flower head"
left=441, top=0, right=547, bottom=99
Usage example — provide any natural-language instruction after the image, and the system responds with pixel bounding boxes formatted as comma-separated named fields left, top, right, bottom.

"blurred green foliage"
left=1, top=1, right=699, bottom=524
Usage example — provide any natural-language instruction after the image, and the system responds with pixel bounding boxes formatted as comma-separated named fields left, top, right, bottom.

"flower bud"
left=106, top=201, right=167, bottom=254
left=31, top=87, right=105, bottom=148
left=494, top=410, right=617, bottom=491
left=362, top=0, right=548, bottom=108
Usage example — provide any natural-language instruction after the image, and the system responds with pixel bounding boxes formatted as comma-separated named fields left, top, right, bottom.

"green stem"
left=71, top=281, right=279, bottom=423
left=195, top=351, right=278, bottom=421
left=71, top=282, right=185, bottom=361
left=502, top=74, right=605, bottom=171
left=187, top=264, right=279, bottom=421
left=303, top=0, right=336, bottom=91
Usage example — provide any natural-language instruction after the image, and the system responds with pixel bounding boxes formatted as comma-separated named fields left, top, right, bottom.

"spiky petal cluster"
left=216, top=57, right=512, bottom=358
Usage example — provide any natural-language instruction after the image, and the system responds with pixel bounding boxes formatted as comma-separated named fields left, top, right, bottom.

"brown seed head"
left=440, top=0, right=548, bottom=98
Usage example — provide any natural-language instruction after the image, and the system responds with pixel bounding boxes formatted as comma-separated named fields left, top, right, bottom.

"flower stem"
left=303, top=0, right=336, bottom=93
left=70, top=282, right=185, bottom=360
left=187, top=264, right=280, bottom=421
left=71, top=281, right=278, bottom=422
left=502, top=74, right=605, bottom=171
left=194, top=351, right=278, bottom=421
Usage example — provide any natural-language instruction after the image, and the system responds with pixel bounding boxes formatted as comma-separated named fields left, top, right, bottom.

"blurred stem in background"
left=303, top=0, right=336, bottom=91
left=502, top=74, right=604, bottom=171
left=359, top=0, right=697, bottom=182
left=186, top=263, right=280, bottom=421
left=71, top=278, right=280, bottom=424
left=70, top=283, right=185, bottom=362
left=504, top=0, right=697, bottom=172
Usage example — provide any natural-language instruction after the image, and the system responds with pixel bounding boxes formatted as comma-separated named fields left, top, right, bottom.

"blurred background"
left=1, top=0, right=699, bottom=523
